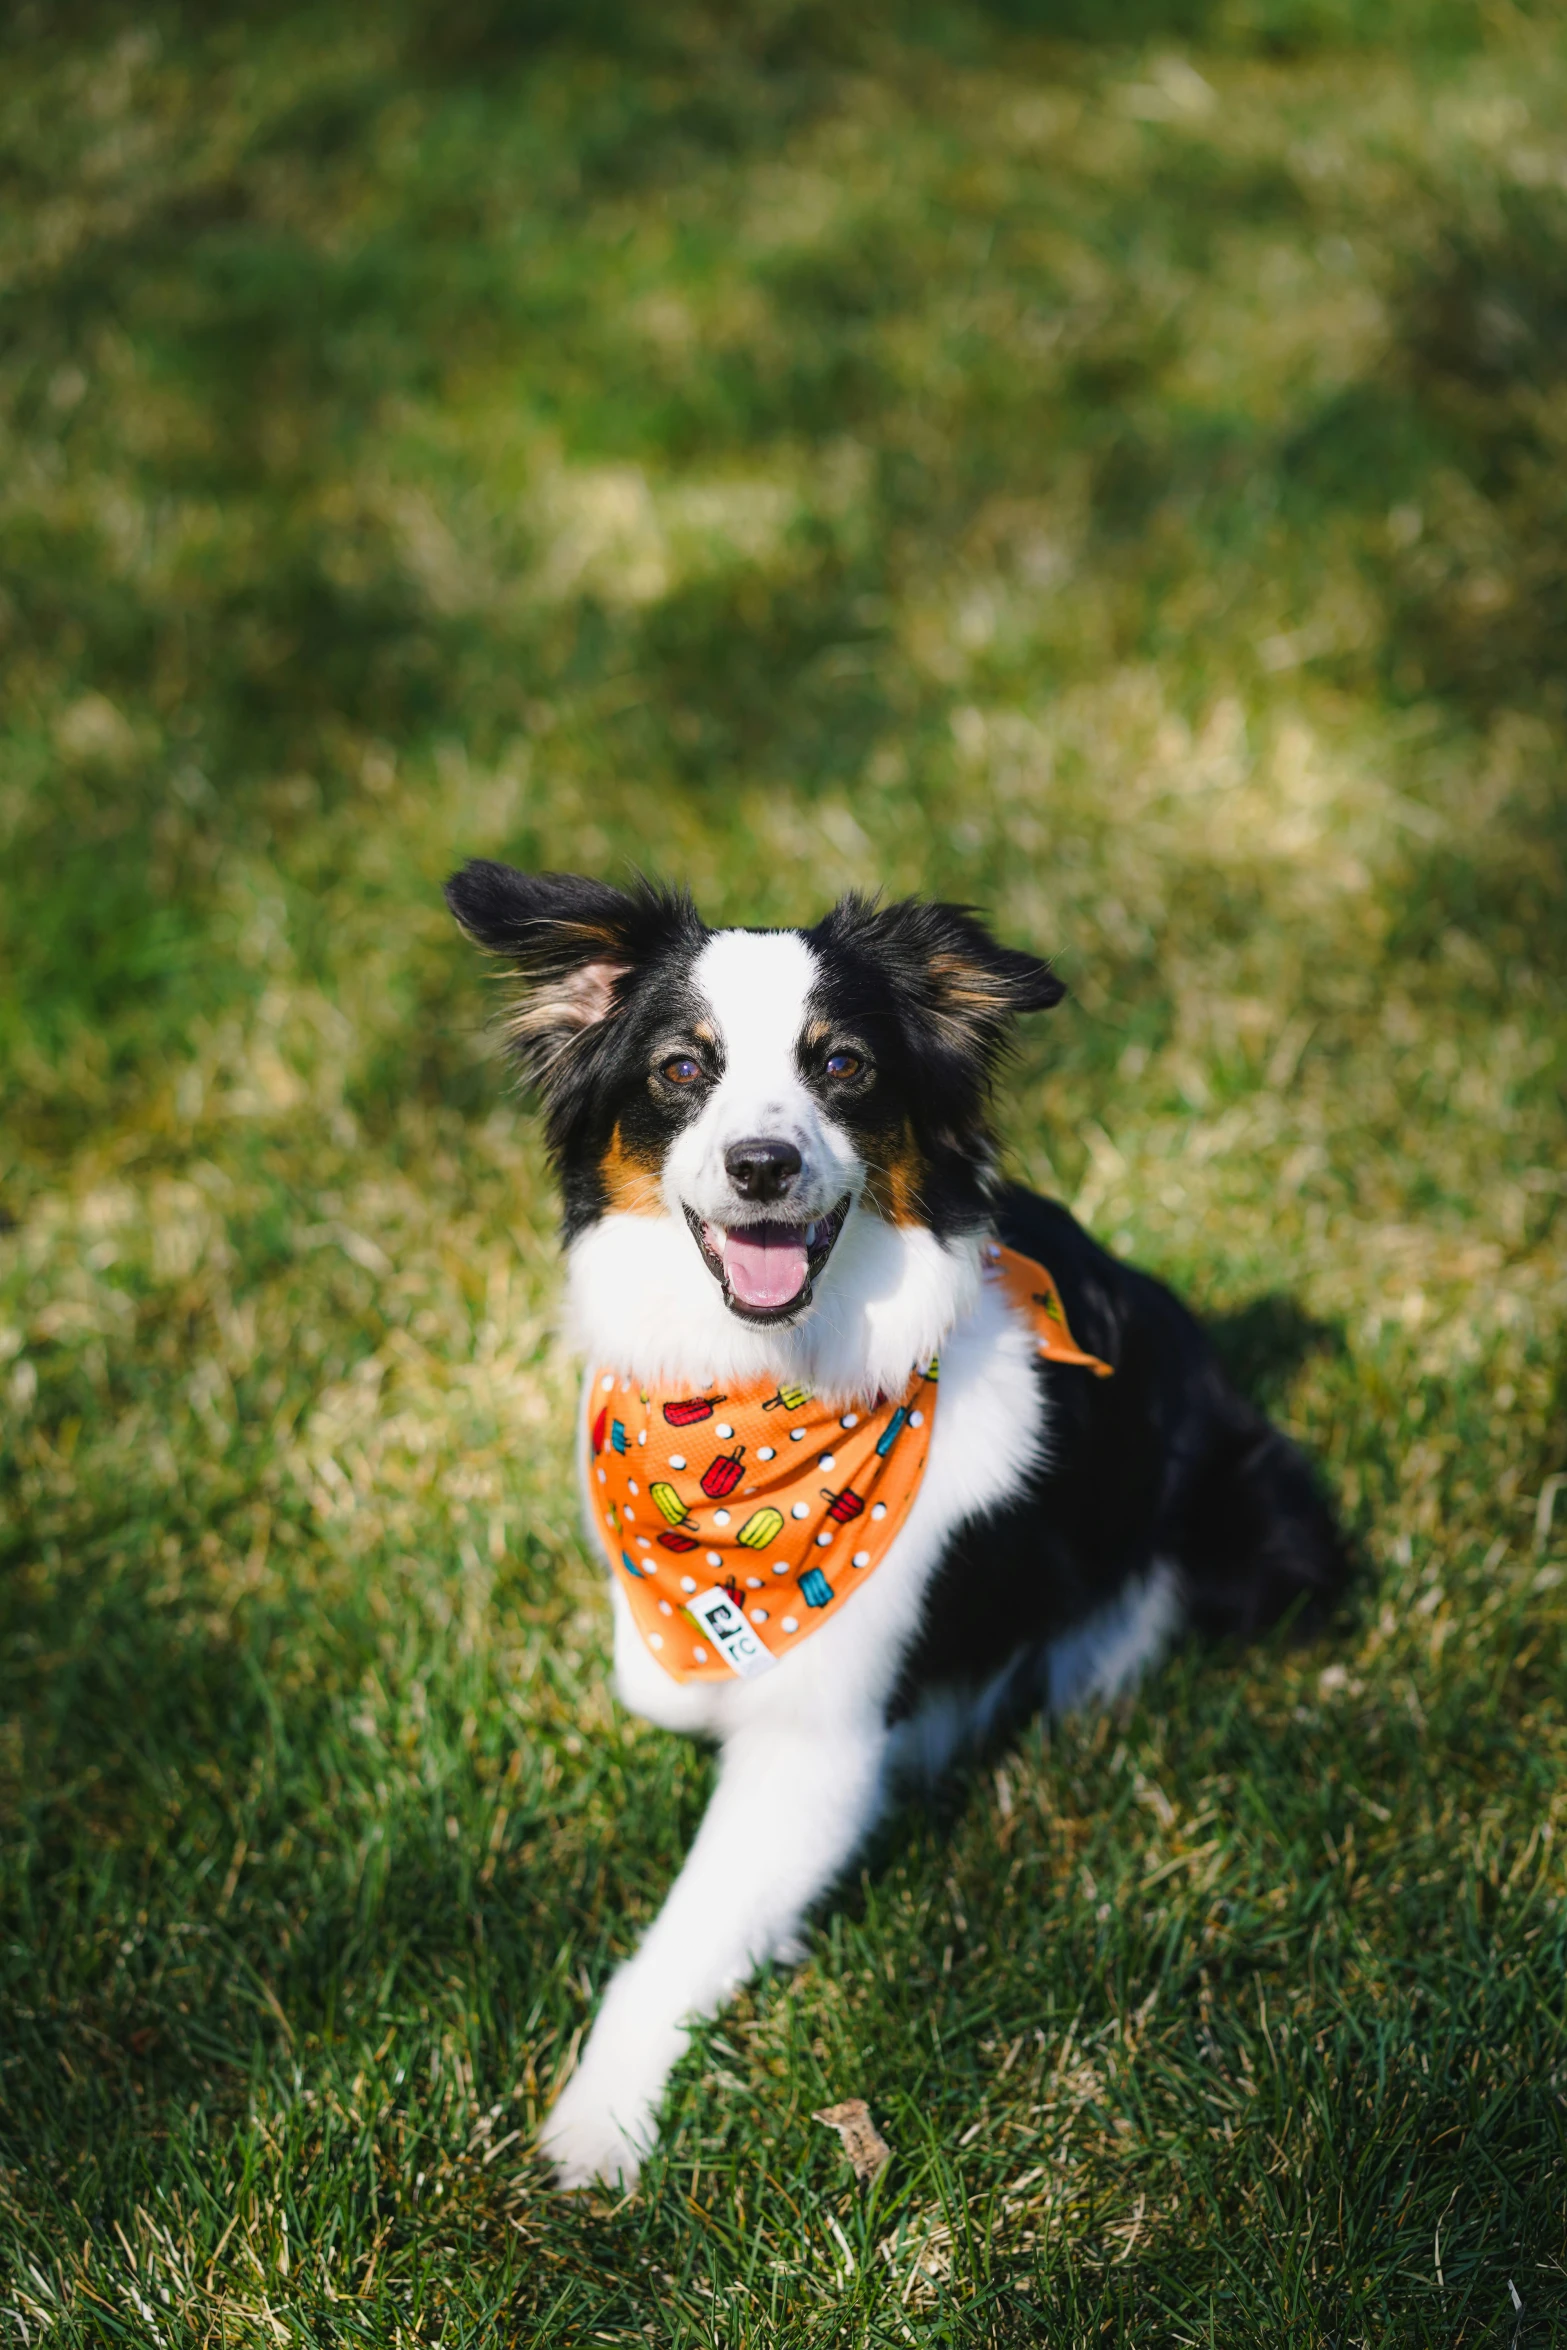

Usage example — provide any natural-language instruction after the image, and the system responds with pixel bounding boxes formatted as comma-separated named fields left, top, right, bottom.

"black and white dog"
left=446, top=862, right=1345, bottom=2189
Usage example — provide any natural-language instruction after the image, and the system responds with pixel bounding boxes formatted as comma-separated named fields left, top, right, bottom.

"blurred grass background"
left=2, top=0, right=1566, bottom=2341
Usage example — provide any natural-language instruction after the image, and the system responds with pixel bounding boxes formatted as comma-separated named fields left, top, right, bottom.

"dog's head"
left=446, top=863, right=1063, bottom=1331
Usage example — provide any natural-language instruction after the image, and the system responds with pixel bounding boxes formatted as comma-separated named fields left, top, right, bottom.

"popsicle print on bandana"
left=586, top=1246, right=1112, bottom=1683
left=587, top=1362, right=934, bottom=1681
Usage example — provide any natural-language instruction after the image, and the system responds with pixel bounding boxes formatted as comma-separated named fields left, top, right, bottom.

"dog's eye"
left=825, top=1052, right=862, bottom=1080
left=662, top=1055, right=702, bottom=1085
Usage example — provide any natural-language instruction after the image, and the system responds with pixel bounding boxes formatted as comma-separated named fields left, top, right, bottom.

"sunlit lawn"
left=2, top=1, right=1566, bottom=2341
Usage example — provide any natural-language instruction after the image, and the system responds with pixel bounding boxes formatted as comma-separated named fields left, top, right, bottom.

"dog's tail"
left=1175, top=1402, right=1349, bottom=1643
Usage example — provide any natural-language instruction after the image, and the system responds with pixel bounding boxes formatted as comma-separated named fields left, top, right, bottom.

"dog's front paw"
left=539, top=2070, right=656, bottom=2192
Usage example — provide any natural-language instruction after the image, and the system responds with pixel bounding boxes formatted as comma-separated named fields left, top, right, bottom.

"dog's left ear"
left=920, top=902, right=1066, bottom=1035
left=816, top=893, right=1064, bottom=1064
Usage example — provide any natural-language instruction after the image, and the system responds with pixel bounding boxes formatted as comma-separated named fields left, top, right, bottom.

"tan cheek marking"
left=865, top=1123, right=927, bottom=1226
left=600, top=1124, right=664, bottom=1216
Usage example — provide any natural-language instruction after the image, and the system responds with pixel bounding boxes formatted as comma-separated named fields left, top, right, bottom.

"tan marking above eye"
left=692, top=1022, right=716, bottom=1045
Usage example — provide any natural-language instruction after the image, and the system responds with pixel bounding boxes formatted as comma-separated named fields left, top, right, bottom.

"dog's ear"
left=445, top=861, right=702, bottom=1088
left=816, top=893, right=1064, bottom=1065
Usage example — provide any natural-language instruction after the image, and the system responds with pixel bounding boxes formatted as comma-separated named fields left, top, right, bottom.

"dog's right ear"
left=444, top=862, right=702, bottom=1090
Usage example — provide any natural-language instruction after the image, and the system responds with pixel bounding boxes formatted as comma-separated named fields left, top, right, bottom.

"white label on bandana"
left=685, top=1587, right=775, bottom=1678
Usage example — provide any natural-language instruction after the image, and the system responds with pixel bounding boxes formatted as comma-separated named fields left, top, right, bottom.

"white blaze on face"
left=692, top=927, right=818, bottom=1143
left=660, top=928, right=864, bottom=1309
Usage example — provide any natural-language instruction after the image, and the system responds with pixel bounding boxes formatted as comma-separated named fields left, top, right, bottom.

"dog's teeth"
left=805, top=1222, right=817, bottom=1246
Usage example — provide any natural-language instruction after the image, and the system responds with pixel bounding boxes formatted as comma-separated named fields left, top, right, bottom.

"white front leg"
left=540, top=1717, right=886, bottom=2190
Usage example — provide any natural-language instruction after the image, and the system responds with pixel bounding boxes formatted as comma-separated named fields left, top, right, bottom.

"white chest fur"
left=543, top=1212, right=1049, bottom=2193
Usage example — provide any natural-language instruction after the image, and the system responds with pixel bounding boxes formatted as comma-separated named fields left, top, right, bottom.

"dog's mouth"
left=683, top=1197, right=851, bottom=1324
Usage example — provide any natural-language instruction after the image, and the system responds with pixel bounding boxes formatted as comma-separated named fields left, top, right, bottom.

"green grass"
left=2, top=0, right=1566, bottom=2340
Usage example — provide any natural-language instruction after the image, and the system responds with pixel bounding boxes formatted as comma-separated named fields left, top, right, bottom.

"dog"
left=445, top=862, right=1346, bottom=2190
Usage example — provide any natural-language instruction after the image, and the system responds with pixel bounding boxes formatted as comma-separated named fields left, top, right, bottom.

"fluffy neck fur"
left=566, top=1203, right=982, bottom=1405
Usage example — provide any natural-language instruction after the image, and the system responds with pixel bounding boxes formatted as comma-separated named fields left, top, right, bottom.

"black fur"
left=447, top=867, right=1066, bottom=1246
left=802, top=895, right=1066, bottom=1240
left=887, top=1185, right=1347, bottom=1722
left=447, top=864, right=1346, bottom=1669
left=445, top=861, right=713, bottom=1237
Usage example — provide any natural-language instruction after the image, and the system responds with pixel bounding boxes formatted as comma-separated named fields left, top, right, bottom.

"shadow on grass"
left=1278, top=183, right=1567, bottom=722
left=0, top=1430, right=697, bottom=2177
left=1206, top=1292, right=1345, bottom=1418
left=7, top=0, right=1566, bottom=1161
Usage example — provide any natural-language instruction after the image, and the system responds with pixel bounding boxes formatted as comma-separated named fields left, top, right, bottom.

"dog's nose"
left=724, top=1137, right=803, bottom=1204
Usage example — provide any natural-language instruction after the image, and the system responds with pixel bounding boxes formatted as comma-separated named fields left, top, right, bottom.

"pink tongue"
left=725, top=1229, right=808, bottom=1309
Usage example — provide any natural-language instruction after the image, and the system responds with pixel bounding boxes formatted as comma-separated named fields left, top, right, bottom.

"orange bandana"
left=587, top=1246, right=1112, bottom=1683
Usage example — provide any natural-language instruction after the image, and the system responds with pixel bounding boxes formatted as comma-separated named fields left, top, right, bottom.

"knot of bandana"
left=587, top=1245, right=1112, bottom=1683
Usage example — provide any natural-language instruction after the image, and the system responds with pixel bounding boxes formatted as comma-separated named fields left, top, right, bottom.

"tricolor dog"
left=445, top=863, right=1345, bottom=2190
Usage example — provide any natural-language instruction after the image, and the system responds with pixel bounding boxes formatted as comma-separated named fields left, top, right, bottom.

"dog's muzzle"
left=683, top=1197, right=851, bottom=1323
